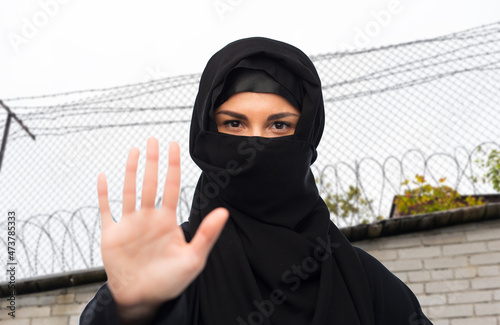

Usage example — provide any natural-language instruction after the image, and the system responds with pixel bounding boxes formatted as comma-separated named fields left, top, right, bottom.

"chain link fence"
left=1, top=21, right=499, bottom=280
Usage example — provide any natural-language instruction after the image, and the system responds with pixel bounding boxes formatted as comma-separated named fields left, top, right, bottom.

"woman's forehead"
left=215, top=92, right=300, bottom=115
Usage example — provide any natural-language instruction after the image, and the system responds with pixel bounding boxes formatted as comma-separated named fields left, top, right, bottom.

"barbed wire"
left=1, top=21, right=500, bottom=280
left=317, top=142, right=500, bottom=227
left=1, top=144, right=498, bottom=280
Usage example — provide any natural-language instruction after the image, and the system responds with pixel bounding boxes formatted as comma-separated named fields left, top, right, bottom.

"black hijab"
left=188, top=37, right=374, bottom=325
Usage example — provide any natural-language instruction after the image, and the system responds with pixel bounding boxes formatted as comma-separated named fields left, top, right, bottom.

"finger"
left=97, top=173, right=113, bottom=229
left=122, top=147, right=140, bottom=215
left=189, top=208, right=229, bottom=259
left=141, top=137, right=159, bottom=209
left=162, top=142, right=181, bottom=211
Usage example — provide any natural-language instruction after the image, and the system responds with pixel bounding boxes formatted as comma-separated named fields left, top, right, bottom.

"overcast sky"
left=1, top=0, right=500, bottom=99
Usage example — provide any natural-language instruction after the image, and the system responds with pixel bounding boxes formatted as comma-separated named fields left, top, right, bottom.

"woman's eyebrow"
left=267, top=112, right=300, bottom=121
left=215, top=110, right=248, bottom=120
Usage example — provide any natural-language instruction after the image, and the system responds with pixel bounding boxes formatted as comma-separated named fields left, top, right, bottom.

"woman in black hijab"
left=81, top=37, right=431, bottom=325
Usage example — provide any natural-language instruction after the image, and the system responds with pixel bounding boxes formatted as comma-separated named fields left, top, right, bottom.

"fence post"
left=0, top=100, right=36, bottom=173
left=0, top=113, right=12, bottom=172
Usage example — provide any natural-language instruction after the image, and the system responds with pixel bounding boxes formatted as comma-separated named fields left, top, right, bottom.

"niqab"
left=188, top=37, right=375, bottom=325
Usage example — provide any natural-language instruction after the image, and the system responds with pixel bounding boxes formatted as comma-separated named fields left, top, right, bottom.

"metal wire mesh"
left=1, top=21, right=499, bottom=280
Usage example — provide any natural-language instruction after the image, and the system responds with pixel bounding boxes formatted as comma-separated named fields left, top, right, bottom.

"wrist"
left=116, top=301, right=162, bottom=325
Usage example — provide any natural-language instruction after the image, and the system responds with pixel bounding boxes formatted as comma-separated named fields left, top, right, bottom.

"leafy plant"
left=395, top=174, right=484, bottom=216
left=473, top=147, right=500, bottom=192
left=320, top=183, right=383, bottom=224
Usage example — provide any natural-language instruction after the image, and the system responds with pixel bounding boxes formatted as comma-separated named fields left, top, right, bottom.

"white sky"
left=1, top=0, right=500, bottom=98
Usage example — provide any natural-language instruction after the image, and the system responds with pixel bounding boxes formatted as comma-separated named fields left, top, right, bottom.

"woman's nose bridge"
left=249, top=125, right=264, bottom=137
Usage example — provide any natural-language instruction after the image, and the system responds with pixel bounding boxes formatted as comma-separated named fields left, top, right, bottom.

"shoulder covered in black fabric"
left=80, top=282, right=197, bottom=325
left=354, top=247, right=433, bottom=325
left=80, top=283, right=120, bottom=325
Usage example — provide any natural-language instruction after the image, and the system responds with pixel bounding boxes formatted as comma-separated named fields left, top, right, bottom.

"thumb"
left=189, top=208, right=229, bottom=261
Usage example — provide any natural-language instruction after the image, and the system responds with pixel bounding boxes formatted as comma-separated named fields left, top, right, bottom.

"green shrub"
left=321, top=183, right=383, bottom=224
left=473, top=147, right=500, bottom=192
left=395, top=174, right=484, bottom=216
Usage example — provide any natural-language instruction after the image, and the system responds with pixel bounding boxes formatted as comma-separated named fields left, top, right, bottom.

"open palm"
left=97, top=137, right=228, bottom=310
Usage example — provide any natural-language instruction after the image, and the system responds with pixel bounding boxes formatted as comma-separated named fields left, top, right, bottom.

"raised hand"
left=97, top=138, right=228, bottom=321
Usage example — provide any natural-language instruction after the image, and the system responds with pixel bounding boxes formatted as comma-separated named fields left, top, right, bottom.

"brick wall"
left=356, top=218, right=500, bottom=325
left=2, top=219, right=499, bottom=325
left=0, top=283, right=101, bottom=325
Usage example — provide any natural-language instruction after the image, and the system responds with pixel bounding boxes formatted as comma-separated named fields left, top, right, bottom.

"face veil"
left=188, top=37, right=375, bottom=325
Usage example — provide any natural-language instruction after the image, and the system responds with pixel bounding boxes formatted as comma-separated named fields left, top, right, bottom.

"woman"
left=81, top=37, right=431, bottom=324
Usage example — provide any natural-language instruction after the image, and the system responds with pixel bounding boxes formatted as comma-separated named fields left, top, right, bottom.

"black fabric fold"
left=214, top=68, right=302, bottom=110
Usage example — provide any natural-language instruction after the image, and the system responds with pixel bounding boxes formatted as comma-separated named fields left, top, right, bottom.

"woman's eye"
left=272, top=122, right=291, bottom=130
left=224, top=120, right=242, bottom=128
